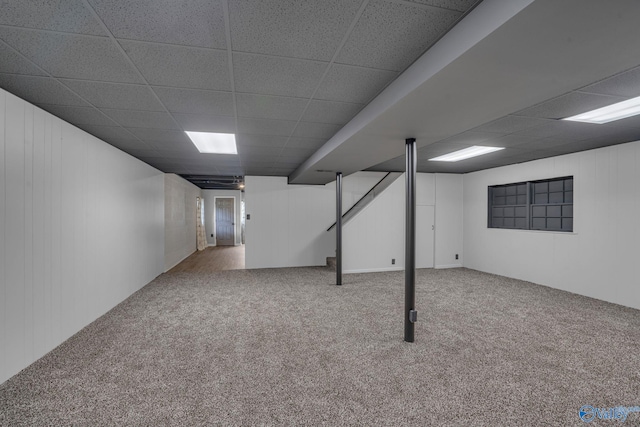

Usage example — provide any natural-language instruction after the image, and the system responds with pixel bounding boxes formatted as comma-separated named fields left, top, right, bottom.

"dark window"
left=488, top=177, right=573, bottom=232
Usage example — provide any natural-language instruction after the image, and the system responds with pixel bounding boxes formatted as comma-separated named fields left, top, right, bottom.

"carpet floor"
left=1, top=267, right=639, bottom=426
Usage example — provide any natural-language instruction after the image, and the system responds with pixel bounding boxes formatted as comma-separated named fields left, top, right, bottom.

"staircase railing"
left=327, top=172, right=402, bottom=231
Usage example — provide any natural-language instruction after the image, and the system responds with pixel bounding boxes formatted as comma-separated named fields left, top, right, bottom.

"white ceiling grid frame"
left=290, top=0, right=534, bottom=183
left=222, top=0, right=244, bottom=174
left=270, top=0, right=371, bottom=173
left=79, top=0, right=215, bottom=174
left=0, top=35, right=157, bottom=155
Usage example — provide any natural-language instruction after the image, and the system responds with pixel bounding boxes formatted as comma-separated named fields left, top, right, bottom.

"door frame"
left=213, top=196, right=236, bottom=246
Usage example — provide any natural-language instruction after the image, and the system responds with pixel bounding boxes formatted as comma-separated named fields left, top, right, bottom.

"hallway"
left=169, top=245, right=245, bottom=273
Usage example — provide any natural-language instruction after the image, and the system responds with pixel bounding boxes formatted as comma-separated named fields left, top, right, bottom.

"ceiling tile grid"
left=120, top=41, right=231, bottom=90
left=228, top=0, right=363, bottom=61
left=60, top=80, right=166, bottom=111
left=0, top=28, right=143, bottom=83
left=0, top=74, right=90, bottom=107
left=153, top=87, right=235, bottom=116
left=10, top=0, right=622, bottom=187
left=0, top=0, right=105, bottom=36
left=87, top=0, right=227, bottom=48
left=336, top=0, right=460, bottom=71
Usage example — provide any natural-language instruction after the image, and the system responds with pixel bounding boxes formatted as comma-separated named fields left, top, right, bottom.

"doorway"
left=214, top=197, right=235, bottom=246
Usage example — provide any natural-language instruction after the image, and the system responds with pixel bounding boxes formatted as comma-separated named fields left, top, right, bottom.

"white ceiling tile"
left=314, top=64, right=397, bottom=103
left=471, top=115, right=553, bottom=135
left=237, top=145, right=281, bottom=157
left=38, top=105, right=118, bottom=126
left=403, top=0, right=479, bottom=13
left=121, top=40, right=230, bottom=90
left=243, top=166, right=276, bottom=175
left=237, top=117, right=297, bottom=136
left=581, top=66, right=640, bottom=97
left=293, top=122, right=342, bottom=139
left=60, top=79, right=164, bottom=111
left=236, top=93, right=308, bottom=121
left=88, top=0, right=226, bottom=48
left=78, top=124, right=142, bottom=144
left=0, top=41, right=47, bottom=76
left=0, top=0, right=105, bottom=35
left=104, top=139, right=152, bottom=151
left=302, top=100, right=363, bottom=124
left=286, top=137, right=326, bottom=150
left=514, top=91, right=626, bottom=119
left=173, top=114, right=237, bottom=133
left=0, top=28, right=142, bottom=83
left=233, top=53, right=327, bottom=98
left=337, top=0, right=459, bottom=71
left=127, top=128, right=191, bottom=144
left=437, top=130, right=501, bottom=145
left=0, top=74, right=89, bottom=106
left=236, top=134, right=288, bottom=148
left=153, top=87, right=234, bottom=115
left=101, top=109, right=179, bottom=129
left=229, top=0, right=361, bottom=61
left=512, top=120, right=616, bottom=141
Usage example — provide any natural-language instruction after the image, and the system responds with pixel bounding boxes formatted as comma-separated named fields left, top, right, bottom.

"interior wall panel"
left=5, top=93, right=25, bottom=380
left=0, top=89, right=6, bottom=383
left=463, top=139, right=640, bottom=310
left=434, top=174, right=463, bottom=269
left=0, top=88, right=165, bottom=385
left=164, top=173, right=201, bottom=272
left=245, top=172, right=460, bottom=272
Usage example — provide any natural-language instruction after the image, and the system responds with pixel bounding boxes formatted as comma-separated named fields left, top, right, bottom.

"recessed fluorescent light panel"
left=185, top=131, right=237, bottom=154
left=563, top=95, right=640, bottom=124
left=429, top=145, right=505, bottom=162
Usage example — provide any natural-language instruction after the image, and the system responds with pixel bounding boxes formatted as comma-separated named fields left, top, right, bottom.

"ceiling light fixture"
left=185, top=131, right=237, bottom=154
left=428, top=145, right=505, bottom=162
left=563, top=95, right=640, bottom=124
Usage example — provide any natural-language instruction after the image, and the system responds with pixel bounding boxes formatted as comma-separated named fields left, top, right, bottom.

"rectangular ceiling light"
left=185, top=131, right=237, bottom=154
left=429, top=145, right=504, bottom=162
left=563, top=95, right=640, bottom=124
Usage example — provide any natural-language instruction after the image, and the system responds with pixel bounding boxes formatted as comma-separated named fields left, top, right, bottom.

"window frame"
left=488, top=176, right=573, bottom=232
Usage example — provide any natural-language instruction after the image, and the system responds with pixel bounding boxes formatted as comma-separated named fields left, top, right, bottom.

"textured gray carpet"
left=1, top=267, right=639, bottom=426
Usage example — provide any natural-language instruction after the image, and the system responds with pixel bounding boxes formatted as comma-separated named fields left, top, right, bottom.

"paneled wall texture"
left=0, top=89, right=165, bottom=384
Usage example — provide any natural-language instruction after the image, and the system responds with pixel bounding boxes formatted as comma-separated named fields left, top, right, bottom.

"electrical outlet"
left=455, top=254, right=459, bottom=260
left=392, top=258, right=395, bottom=265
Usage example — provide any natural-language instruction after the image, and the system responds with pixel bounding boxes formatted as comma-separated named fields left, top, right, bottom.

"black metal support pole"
left=336, top=172, right=343, bottom=286
left=405, top=138, right=417, bottom=342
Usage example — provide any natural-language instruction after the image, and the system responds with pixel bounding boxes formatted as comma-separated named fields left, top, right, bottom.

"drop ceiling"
left=1, top=0, right=640, bottom=187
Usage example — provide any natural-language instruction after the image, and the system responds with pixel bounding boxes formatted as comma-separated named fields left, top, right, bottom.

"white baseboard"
left=344, top=266, right=404, bottom=274
left=207, top=243, right=216, bottom=247
left=435, top=263, right=463, bottom=269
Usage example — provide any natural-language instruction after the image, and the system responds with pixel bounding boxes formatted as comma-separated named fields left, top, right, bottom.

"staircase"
left=327, top=172, right=402, bottom=231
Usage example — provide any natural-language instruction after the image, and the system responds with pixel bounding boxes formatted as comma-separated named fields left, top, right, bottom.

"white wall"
left=164, top=174, right=201, bottom=272
left=343, top=174, right=408, bottom=273
left=463, top=141, right=640, bottom=310
left=245, top=172, right=387, bottom=269
left=0, top=89, right=165, bottom=385
left=202, top=189, right=243, bottom=246
left=245, top=176, right=334, bottom=268
left=246, top=172, right=463, bottom=272
left=342, top=173, right=462, bottom=273
left=435, top=174, right=464, bottom=268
